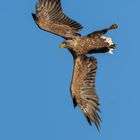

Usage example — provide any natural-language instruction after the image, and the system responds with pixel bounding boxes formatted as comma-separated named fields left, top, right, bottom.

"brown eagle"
left=32, top=0, right=117, bottom=129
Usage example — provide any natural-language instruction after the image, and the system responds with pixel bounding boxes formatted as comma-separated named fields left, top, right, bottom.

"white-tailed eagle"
left=32, top=0, right=117, bottom=130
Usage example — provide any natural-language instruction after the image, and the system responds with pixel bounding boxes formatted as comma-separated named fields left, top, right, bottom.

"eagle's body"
left=61, top=35, right=115, bottom=55
left=32, top=0, right=117, bottom=129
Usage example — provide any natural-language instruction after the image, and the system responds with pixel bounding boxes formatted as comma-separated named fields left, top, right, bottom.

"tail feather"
left=101, top=36, right=113, bottom=46
left=87, top=36, right=116, bottom=54
left=101, top=36, right=116, bottom=54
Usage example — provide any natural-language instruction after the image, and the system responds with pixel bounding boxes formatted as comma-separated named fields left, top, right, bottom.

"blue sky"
left=0, top=0, right=140, bottom=140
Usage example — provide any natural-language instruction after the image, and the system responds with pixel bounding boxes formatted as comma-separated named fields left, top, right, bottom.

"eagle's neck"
left=68, top=49, right=77, bottom=59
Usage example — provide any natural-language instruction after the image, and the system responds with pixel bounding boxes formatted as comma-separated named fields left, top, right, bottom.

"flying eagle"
left=32, top=0, right=117, bottom=129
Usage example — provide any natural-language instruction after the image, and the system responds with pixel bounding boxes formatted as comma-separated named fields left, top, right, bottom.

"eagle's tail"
left=100, top=36, right=116, bottom=54
left=87, top=36, right=116, bottom=54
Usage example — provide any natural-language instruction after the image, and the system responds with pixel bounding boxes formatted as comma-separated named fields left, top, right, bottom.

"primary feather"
left=32, top=0, right=83, bottom=38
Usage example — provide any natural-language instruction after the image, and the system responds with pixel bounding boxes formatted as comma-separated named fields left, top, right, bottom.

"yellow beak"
left=59, top=43, right=65, bottom=48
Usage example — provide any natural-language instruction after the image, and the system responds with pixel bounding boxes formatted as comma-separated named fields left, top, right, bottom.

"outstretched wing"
left=70, top=55, right=101, bottom=129
left=32, top=0, right=83, bottom=38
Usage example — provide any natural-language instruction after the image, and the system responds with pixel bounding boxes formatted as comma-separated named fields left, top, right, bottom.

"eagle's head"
left=60, top=39, right=77, bottom=50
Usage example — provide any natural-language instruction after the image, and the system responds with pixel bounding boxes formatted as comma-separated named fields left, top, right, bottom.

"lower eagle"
left=32, top=0, right=117, bottom=130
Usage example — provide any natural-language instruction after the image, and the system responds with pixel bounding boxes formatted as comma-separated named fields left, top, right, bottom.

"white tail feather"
left=108, top=48, right=114, bottom=54
left=101, top=36, right=113, bottom=46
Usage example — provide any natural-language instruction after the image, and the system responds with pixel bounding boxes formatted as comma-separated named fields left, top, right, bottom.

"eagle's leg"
left=90, top=24, right=118, bottom=37
left=88, top=44, right=116, bottom=54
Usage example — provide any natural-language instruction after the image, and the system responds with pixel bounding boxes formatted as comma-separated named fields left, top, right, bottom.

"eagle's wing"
left=70, top=55, right=101, bottom=129
left=32, top=0, right=83, bottom=38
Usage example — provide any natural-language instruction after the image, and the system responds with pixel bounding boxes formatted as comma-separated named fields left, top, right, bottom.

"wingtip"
left=85, top=116, right=100, bottom=131
left=85, top=115, right=92, bottom=126
left=84, top=111, right=101, bottom=130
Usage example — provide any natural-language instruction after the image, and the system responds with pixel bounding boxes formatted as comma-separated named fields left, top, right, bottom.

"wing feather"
left=32, top=0, right=83, bottom=38
left=70, top=56, right=101, bottom=129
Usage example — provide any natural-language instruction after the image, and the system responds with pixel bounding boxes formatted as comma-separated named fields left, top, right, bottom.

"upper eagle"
left=32, top=0, right=117, bottom=130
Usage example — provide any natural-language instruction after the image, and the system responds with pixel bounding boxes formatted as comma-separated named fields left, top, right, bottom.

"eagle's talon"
left=109, top=24, right=118, bottom=30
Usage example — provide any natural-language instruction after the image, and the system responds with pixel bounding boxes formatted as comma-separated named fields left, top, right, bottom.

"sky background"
left=0, top=0, right=140, bottom=140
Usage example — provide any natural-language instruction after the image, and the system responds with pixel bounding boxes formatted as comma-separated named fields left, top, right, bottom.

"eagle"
left=32, top=0, right=117, bottom=129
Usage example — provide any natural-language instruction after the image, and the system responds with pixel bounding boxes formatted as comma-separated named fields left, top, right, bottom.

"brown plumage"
left=32, top=0, right=83, bottom=38
left=70, top=54, right=101, bottom=129
left=32, top=0, right=117, bottom=129
left=61, top=35, right=116, bottom=55
left=32, top=0, right=117, bottom=54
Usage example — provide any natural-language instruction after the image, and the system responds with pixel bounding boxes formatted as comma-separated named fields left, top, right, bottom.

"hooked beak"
left=59, top=43, right=65, bottom=48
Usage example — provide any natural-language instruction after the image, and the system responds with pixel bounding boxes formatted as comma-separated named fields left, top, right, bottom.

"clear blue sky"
left=0, top=0, right=140, bottom=140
